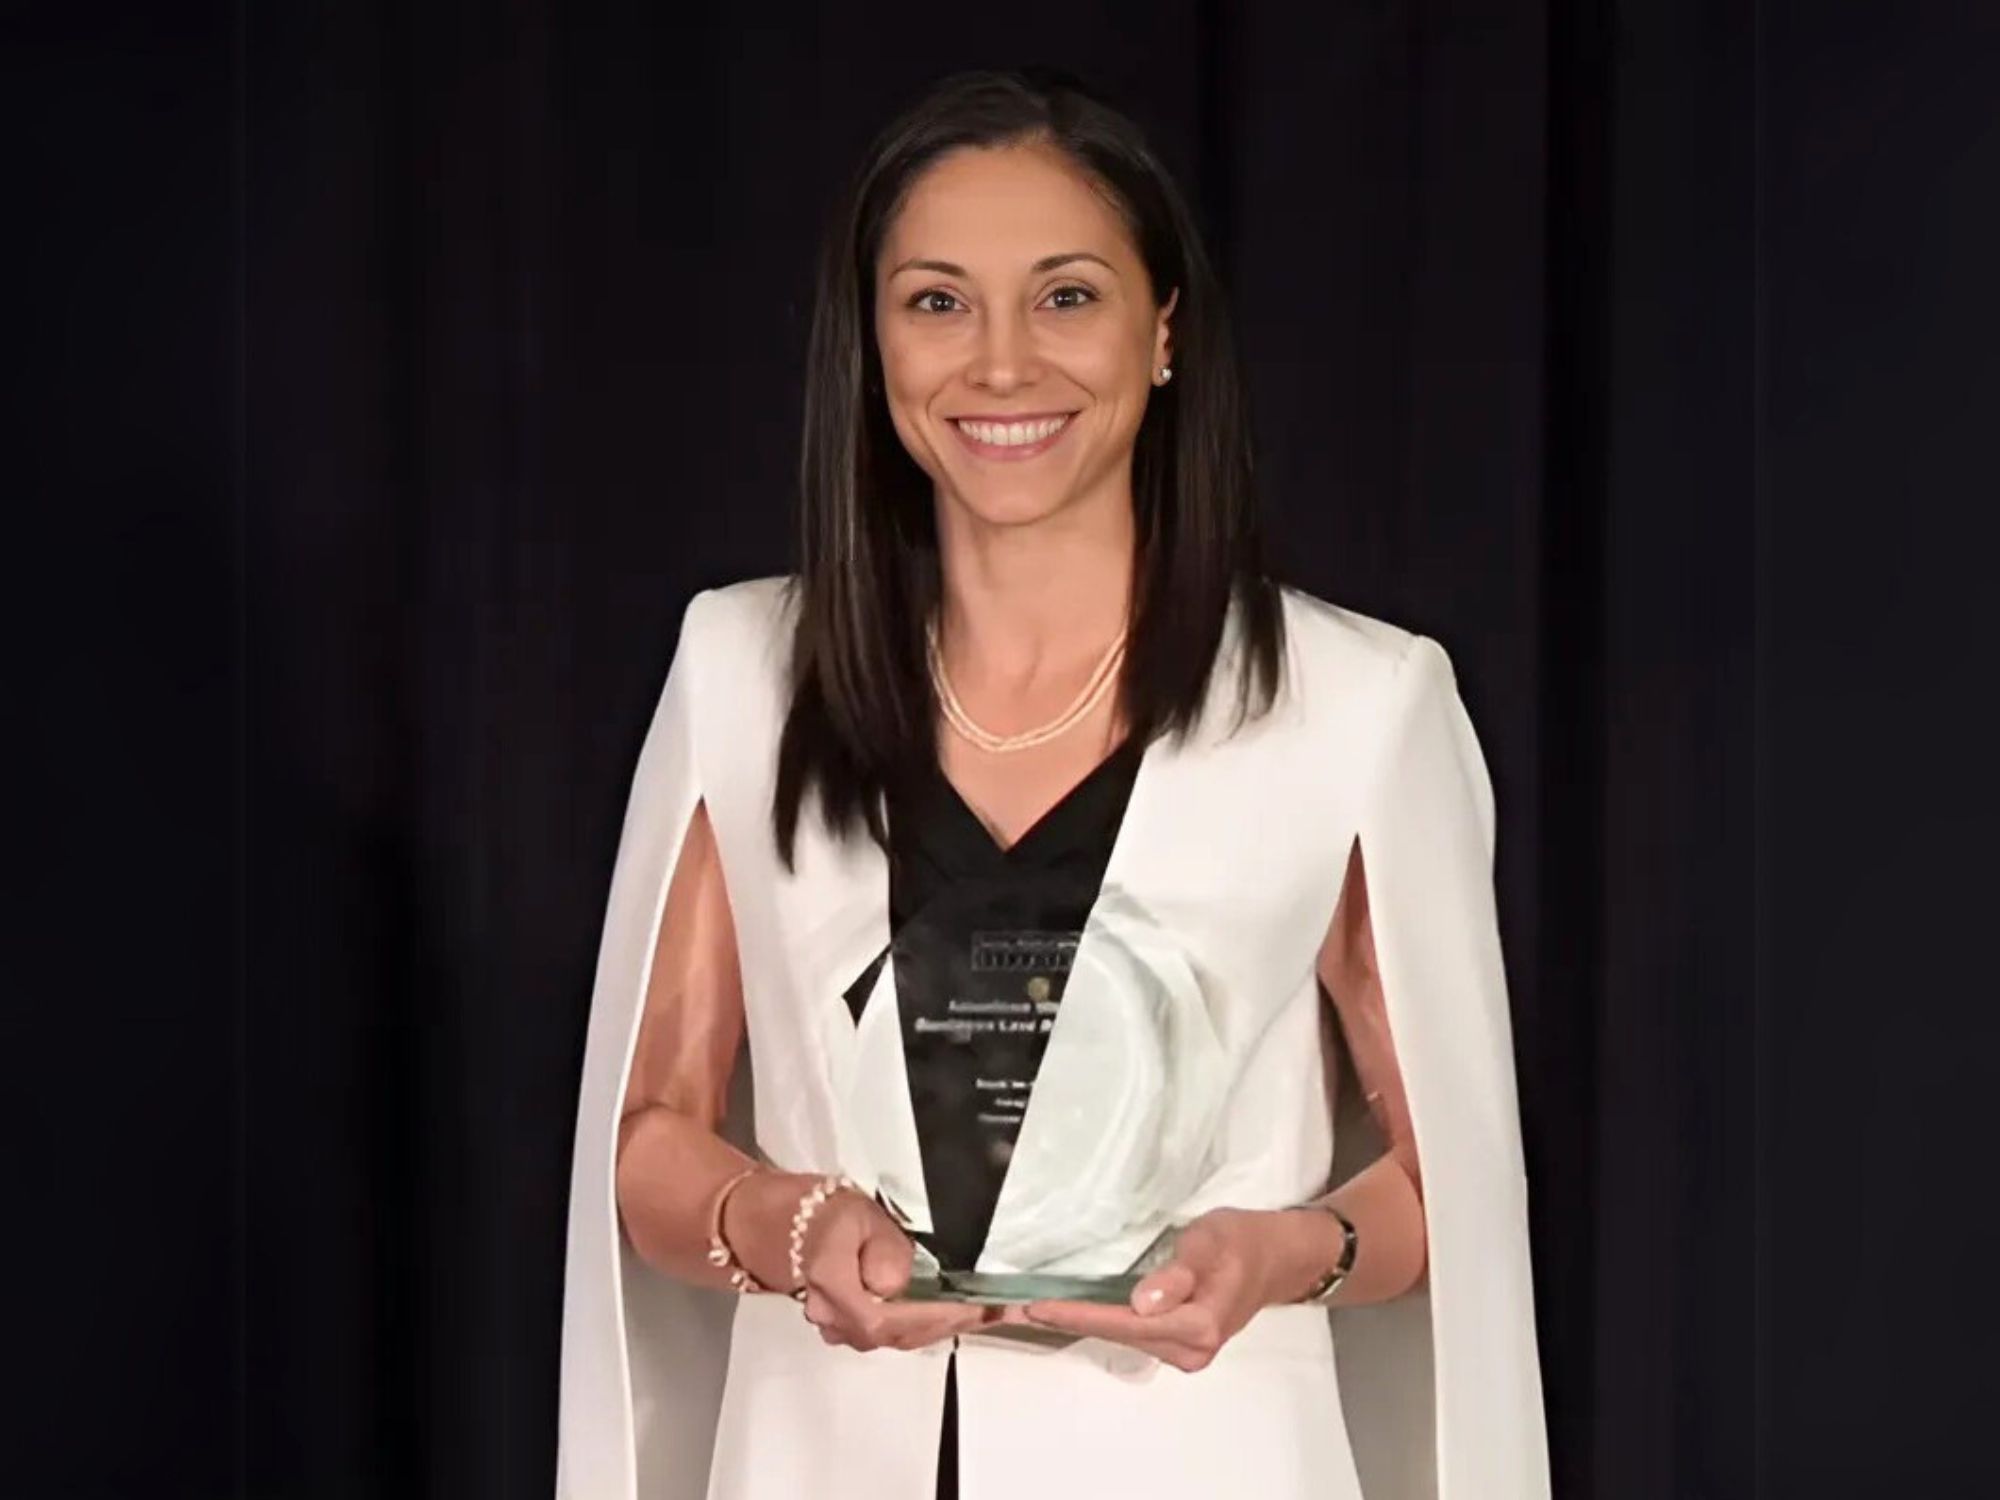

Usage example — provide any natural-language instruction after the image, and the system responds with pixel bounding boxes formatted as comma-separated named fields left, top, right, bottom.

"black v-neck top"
left=891, top=734, right=1145, bottom=921
left=843, top=738, right=1146, bottom=1271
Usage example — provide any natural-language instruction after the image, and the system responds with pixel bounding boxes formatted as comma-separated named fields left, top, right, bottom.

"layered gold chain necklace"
left=924, top=619, right=1128, bottom=754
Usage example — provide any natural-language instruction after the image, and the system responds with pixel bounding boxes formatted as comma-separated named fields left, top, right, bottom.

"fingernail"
left=1138, top=1287, right=1166, bottom=1309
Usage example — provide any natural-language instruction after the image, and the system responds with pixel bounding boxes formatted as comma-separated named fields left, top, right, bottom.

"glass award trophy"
left=839, top=888, right=1231, bottom=1305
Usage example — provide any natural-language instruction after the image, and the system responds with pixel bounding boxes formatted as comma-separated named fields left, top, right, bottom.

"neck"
left=931, top=483, right=1135, bottom=685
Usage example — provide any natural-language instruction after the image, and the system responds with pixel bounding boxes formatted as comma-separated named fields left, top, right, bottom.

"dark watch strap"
left=1296, top=1202, right=1359, bottom=1305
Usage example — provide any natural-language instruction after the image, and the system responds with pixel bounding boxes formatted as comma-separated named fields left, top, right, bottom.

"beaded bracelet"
left=703, top=1164, right=770, bottom=1294
left=786, top=1173, right=862, bottom=1299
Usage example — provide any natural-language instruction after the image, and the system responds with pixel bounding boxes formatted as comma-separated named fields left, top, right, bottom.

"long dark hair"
left=772, top=66, right=1284, bottom=867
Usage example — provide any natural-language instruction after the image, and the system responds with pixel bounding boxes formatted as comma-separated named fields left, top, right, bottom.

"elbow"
left=1392, top=1182, right=1430, bottom=1300
left=612, top=1111, right=645, bottom=1237
left=1381, top=1153, right=1429, bottom=1300
left=1404, top=1213, right=1431, bottom=1298
left=613, top=1104, right=678, bottom=1256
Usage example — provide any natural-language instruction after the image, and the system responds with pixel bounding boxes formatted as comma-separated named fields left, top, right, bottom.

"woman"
left=558, top=68, right=1548, bottom=1500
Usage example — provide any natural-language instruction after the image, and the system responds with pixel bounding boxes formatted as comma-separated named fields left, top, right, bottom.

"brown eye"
left=910, top=289, right=963, bottom=314
left=1044, top=284, right=1097, bottom=311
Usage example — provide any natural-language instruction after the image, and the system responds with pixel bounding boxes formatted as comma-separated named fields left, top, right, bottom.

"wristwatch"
left=1294, top=1202, right=1359, bottom=1305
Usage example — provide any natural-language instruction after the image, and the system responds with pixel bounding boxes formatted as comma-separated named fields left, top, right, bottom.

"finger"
left=814, top=1279, right=889, bottom=1346
left=1130, top=1260, right=1199, bottom=1315
left=810, top=1292, right=970, bottom=1351
left=807, top=1220, right=894, bottom=1346
left=1022, top=1308, right=1218, bottom=1375
left=1034, top=1297, right=1234, bottom=1367
left=810, top=1247, right=981, bottom=1351
left=1012, top=1302, right=1199, bottom=1367
left=801, top=1288, right=855, bottom=1347
left=857, top=1224, right=914, bottom=1298
left=877, top=1302, right=990, bottom=1350
left=1023, top=1298, right=1210, bottom=1345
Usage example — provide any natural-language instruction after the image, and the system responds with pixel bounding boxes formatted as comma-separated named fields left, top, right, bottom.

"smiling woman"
left=557, top=67, right=1550, bottom=1500
left=876, top=156, right=1177, bottom=519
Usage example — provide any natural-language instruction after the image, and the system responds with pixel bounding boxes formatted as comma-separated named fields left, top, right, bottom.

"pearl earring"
left=1156, top=365, right=1174, bottom=385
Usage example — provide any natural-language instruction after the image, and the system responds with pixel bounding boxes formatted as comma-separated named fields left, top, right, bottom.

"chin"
left=944, top=479, right=1077, bottom=529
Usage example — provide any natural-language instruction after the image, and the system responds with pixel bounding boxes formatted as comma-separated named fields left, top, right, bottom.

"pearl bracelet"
left=786, top=1173, right=862, bottom=1298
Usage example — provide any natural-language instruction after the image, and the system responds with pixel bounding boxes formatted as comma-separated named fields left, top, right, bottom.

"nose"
left=965, top=303, right=1041, bottom=394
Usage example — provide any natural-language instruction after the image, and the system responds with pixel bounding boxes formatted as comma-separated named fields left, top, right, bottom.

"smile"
left=949, top=412, right=1076, bottom=460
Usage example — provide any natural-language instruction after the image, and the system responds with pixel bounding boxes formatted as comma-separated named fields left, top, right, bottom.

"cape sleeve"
left=615, top=799, right=757, bottom=1277
left=558, top=591, right=738, bottom=1500
left=1318, top=833, right=1430, bottom=1295
left=1345, top=633, right=1551, bottom=1500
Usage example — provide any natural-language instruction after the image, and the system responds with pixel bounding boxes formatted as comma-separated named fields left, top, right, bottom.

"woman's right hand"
left=724, top=1172, right=1001, bottom=1351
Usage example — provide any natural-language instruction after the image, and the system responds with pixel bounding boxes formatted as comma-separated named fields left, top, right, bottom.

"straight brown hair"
left=772, top=67, right=1284, bottom=867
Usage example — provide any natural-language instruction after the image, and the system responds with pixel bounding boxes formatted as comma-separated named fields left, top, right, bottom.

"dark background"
left=10, top=1, right=1995, bottom=1496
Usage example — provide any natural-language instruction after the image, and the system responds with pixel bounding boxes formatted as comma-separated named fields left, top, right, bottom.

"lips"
left=948, top=412, right=1077, bottom=461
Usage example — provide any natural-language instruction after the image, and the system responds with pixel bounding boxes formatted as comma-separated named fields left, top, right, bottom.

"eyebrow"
left=888, top=250, right=1118, bottom=279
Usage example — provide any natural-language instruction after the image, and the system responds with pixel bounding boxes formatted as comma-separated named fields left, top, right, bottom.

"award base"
left=899, top=1270, right=1142, bottom=1306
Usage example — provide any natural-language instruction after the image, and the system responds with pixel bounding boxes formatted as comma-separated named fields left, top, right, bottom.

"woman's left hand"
left=1018, top=1207, right=1325, bottom=1372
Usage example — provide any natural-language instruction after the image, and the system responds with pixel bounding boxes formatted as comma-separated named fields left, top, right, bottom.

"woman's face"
left=874, top=141, right=1177, bottom=531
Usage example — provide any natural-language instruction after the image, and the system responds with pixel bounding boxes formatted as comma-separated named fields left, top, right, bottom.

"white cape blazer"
left=558, top=577, right=1550, bottom=1500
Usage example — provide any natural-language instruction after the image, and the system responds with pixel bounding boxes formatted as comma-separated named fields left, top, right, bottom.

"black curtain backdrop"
left=231, top=5, right=1744, bottom=1495
left=15, top=2, right=1997, bottom=1497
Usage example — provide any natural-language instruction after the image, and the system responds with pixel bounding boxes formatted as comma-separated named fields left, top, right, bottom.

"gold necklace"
left=925, top=619, right=1127, bottom=754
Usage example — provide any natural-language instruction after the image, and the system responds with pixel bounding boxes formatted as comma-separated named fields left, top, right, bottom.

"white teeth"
left=954, top=414, right=1070, bottom=447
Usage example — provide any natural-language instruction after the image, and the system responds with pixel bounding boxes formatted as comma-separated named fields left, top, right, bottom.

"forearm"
left=613, top=1105, right=753, bottom=1287
left=613, top=1106, right=817, bottom=1292
left=1262, top=1151, right=1428, bottom=1308
left=1305, top=839, right=1429, bottom=1308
